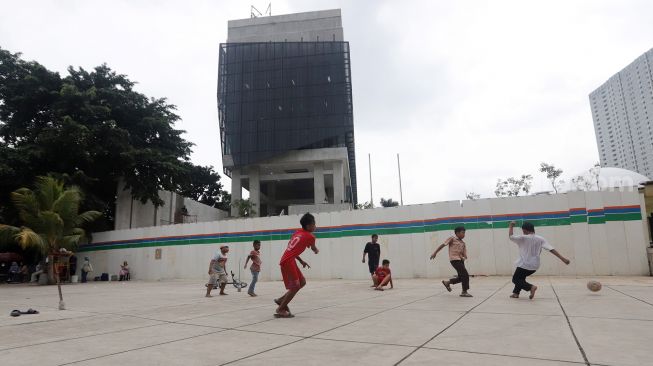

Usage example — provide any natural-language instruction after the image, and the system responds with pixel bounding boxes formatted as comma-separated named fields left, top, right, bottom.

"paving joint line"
left=56, top=299, right=277, bottom=327
left=0, top=323, right=169, bottom=352
left=43, top=282, right=397, bottom=365
left=550, top=279, right=591, bottom=366
left=218, top=278, right=471, bottom=365
left=393, top=280, right=510, bottom=365
left=0, top=314, right=99, bottom=329
left=421, top=345, right=588, bottom=365
left=218, top=289, right=391, bottom=330
left=8, top=277, right=507, bottom=365
left=2, top=298, right=293, bottom=352
left=606, top=285, right=653, bottom=307
left=604, top=284, right=653, bottom=288
left=59, top=328, right=229, bottom=366
left=569, top=314, right=653, bottom=322
left=471, top=310, right=563, bottom=317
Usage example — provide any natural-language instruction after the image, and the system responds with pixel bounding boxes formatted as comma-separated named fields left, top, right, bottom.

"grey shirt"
left=212, top=252, right=227, bottom=274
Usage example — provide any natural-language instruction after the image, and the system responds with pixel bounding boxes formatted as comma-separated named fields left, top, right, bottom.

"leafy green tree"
left=0, top=47, right=229, bottom=230
left=570, top=175, right=592, bottom=191
left=495, top=175, right=533, bottom=197
left=0, top=176, right=101, bottom=309
left=380, top=197, right=399, bottom=207
left=571, top=162, right=601, bottom=191
left=176, top=164, right=231, bottom=211
left=590, top=162, right=601, bottom=190
left=540, top=162, right=564, bottom=193
left=231, top=198, right=257, bottom=217
left=355, top=201, right=374, bottom=210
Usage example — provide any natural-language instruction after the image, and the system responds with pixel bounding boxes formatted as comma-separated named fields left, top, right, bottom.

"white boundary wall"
left=82, top=191, right=651, bottom=281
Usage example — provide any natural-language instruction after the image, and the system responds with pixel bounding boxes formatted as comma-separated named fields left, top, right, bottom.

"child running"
left=430, top=226, right=472, bottom=297
left=373, top=259, right=393, bottom=291
left=274, top=213, right=319, bottom=318
left=244, top=240, right=262, bottom=297
left=205, top=245, right=229, bottom=297
left=508, top=221, right=570, bottom=299
left=362, top=234, right=381, bottom=287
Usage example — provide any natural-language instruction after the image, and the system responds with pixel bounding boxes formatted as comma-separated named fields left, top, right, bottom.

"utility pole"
left=369, top=153, right=373, bottom=206
left=397, top=153, right=403, bottom=205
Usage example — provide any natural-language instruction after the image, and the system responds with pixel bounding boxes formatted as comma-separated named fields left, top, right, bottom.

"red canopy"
left=0, top=252, right=22, bottom=262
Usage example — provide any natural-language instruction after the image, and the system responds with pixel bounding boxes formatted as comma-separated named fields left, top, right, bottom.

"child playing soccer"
left=244, top=240, right=262, bottom=297
left=274, top=213, right=319, bottom=318
left=430, top=226, right=472, bottom=297
left=508, top=221, right=570, bottom=299
left=362, top=234, right=381, bottom=287
left=205, top=245, right=229, bottom=297
left=373, top=259, right=393, bottom=291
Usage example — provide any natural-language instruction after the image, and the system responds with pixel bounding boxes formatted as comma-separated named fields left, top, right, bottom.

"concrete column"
left=230, top=169, right=242, bottom=217
left=314, top=162, right=326, bottom=204
left=249, top=166, right=260, bottom=217
left=268, top=182, right=277, bottom=215
left=333, top=160, right=345, bottom=204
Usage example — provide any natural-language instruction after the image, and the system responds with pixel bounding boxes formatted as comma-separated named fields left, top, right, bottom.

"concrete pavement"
left=1, top=276, right=651, bottom=365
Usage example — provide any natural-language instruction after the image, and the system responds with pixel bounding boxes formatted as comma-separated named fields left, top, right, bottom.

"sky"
left=2, top=0, right=653, bottom=205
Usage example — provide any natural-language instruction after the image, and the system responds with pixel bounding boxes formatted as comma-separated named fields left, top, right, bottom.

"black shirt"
left=364, top=242, right=381, bottom=263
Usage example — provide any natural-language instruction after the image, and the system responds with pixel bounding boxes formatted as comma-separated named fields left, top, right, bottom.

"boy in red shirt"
left=373, top=259, right=393, bottom=291
left=274, top=213, right=319, bottom=318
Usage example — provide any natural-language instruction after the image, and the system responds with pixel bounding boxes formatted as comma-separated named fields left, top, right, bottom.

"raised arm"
left=508, top=221, right=516, bottom=237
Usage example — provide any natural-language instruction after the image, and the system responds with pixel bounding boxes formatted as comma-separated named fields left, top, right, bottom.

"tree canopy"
left=494, top=175, right=533, bottom=197
left=0, top=47, right=229, bottom=230
left=380, top=197, right=399, bottom=207
left=539, top=162, right=564, bottom=193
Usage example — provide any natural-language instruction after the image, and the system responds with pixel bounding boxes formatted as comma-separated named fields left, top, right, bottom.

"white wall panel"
left=82, top=191, right=650, bottom=280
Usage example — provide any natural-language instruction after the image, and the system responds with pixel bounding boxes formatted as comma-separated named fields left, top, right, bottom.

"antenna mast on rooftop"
left=251, top=3, right=271, bottom=18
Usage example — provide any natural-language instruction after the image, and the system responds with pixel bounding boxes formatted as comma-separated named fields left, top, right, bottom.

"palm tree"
left=0, top=176, right=101, bottom=309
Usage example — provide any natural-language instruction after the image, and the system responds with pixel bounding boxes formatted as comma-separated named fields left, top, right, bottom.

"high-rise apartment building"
left=590, top=48, right=653, bottom=179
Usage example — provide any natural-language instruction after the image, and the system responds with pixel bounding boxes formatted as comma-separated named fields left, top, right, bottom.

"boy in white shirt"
left=508, top=221, right=570, bottom=299
left=205, top=245, right=229, bottom=297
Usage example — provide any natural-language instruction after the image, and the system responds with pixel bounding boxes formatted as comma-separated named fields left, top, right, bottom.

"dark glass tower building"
left=218, top=10, right=357, bottom=216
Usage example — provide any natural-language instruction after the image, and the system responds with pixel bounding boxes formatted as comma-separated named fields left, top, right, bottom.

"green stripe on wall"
left=79, top=213, right=641, bottom=252
left=588, top=216, right=606, bottom=224
left=605, top=212, right=642, bottom=222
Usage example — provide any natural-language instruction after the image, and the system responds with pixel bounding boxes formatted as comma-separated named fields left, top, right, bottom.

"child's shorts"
left=280, top=260, right=305, bottom=290
left=209, top=272, right=227, bottom=285
left=376, top=274, right=388, bottom=284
